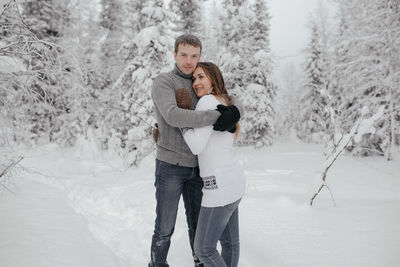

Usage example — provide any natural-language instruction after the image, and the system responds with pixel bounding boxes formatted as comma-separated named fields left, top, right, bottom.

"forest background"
left=1, top=0, right=399, bottom=170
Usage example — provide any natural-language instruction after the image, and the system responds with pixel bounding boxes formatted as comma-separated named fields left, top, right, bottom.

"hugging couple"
left=149, top=34, right=246, bottom=267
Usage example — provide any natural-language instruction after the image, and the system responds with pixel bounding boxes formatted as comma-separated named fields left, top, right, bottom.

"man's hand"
left=213, top=104, right=240, bottom=132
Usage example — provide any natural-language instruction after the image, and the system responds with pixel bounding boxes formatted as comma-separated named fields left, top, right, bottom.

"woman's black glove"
left=213, top=104, right=240, bottom=132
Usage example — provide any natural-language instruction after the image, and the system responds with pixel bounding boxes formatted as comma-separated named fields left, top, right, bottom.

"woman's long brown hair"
left=196, top=62, right=240, bottom=139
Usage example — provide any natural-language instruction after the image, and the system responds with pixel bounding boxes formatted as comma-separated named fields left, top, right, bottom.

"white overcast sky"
left=269, top=0, right=319, bottom=59
left=268, top=0, right=324, bottom=83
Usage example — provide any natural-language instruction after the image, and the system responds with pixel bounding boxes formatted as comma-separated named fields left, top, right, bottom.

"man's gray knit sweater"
left=151, top=65, right=220, bottom=167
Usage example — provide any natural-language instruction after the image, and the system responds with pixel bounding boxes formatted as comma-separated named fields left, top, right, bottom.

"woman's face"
left=192, top=67, right=212, bottom=98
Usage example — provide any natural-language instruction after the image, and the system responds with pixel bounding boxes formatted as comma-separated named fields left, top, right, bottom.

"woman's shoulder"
left=196, top=94, right=220, bottom=110
left=201, top=94, right=218, bottom=101
left=199, top=94, right=222, bottom=104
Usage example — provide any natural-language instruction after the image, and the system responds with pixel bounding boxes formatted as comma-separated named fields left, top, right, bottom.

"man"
left=149, top=34, right=242, bottom=267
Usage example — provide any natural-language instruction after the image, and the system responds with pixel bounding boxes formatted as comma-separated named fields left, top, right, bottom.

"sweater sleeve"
left=182, top=95, right=216, bottom=155
left=230, top=95, right=245, bottom=118
left=151, top=74, right=220, bottom=128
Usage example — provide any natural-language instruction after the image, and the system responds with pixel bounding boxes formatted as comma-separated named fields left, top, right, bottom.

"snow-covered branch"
left=310, top=106, right=385, bottom=206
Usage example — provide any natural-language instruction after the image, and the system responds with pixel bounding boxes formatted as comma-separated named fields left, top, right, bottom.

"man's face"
left=174, top=44, right=201, bottom=75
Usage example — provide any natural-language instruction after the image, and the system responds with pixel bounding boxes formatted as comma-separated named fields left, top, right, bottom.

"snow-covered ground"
left=1, top=141, right=399, bottom=267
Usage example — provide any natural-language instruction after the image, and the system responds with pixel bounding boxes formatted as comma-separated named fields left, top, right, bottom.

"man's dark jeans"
left=149, top=159, right=203, bottom=267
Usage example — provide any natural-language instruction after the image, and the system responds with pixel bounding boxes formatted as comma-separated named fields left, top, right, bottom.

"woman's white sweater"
left=183, top=94, right=246, bottom=207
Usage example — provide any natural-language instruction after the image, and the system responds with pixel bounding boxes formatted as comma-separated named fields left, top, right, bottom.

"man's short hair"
left=174, top=34, right=202, bottom=53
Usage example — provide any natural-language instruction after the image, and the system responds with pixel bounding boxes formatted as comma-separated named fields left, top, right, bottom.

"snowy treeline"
left=2, top=0, right=398, bottom=167
left=287, top=0, right=400, bottom=159
left=0, top=0, right=276, bottom=165
left=217, top=0, right=276, bottom=148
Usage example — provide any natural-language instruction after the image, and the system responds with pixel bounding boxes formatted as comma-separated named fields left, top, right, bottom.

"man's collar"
left=173, top=64, right=192, bottom=79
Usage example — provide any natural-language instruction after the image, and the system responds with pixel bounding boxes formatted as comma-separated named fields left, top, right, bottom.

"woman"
left=179, top=62, right=246, bottom=267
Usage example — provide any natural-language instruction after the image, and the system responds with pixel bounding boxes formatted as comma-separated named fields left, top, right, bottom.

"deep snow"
left=1, top=142, right=399, bottom=267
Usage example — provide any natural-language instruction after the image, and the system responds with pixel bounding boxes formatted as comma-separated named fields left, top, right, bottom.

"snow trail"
left=0, top=178, right=125, bottom=267
left=1, top=142, right=399, bottom=267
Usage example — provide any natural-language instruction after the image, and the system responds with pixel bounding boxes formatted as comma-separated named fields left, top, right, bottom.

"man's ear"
left=173, top=52, right=177, bottom=60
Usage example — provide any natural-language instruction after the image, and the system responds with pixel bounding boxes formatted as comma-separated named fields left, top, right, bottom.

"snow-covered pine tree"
left=0, top=1, right=27, bottom=142
left=201, top=0, right=223, bottom=61
left=218, top=0, right=276, bottom=147
left=121, top=0, right=150, bottom=62
left=61, top=0, right=105, bottom=142
left=252, top=0, right=271, bottom=50
left=382, top=0, right=400, bottom=159
left=112, top=0, right=173, bottom=166
left=326, top=4, right=348, bottom=125
left=8, top=0, right=74, bottom=144
left=91, top=0, right=149, bottom=151
left=42, top=0, right=110, bottom=147
left=22, top=0, right=70, bottom=40
left=295, top=22, right=329, bottom=143
left=168, top=0, right=203, bottom=36
left=218, top=0, right=251, bottom=93
left=333, top=0, right=400, bottom=158
left=99, top=0, right=124, bottom=85
left=90, top=0, right=127, bottom=150
left=239, top=0, right=276, bottom=147
left=275, top=63, right=305, bottom=138
left=125, top=1, right=147, bottom=40
left=0, top=0, right=19, bottom=39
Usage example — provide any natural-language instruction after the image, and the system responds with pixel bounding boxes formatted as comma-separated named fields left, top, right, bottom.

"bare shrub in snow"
left=310, top=106, right=385, bottom=206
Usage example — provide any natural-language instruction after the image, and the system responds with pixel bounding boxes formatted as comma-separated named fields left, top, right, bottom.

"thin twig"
left=0, top=0, right=14, bottom=18
left=0, top=156, right=23, bottom=178
left=310, top=183, right=337, bottom=206
left=0, top=181, right=14, bottom=194
left=0, top=156, right=23, bottom=195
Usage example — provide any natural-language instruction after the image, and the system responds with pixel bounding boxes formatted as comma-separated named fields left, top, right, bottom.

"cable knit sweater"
left=151, top=65, right=220, bottom=167
left=151, top=65, right=244, bottom=167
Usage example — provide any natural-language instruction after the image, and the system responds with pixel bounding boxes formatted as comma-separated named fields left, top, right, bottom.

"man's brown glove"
left=175, top=88, right=192, bottom=110
left=152, top=123, right=158, bottom=143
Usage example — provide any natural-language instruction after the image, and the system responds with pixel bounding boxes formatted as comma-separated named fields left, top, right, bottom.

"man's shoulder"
left=153, top=70, right=176, bottom=89
left=154, top=71, right=173, bottom=82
